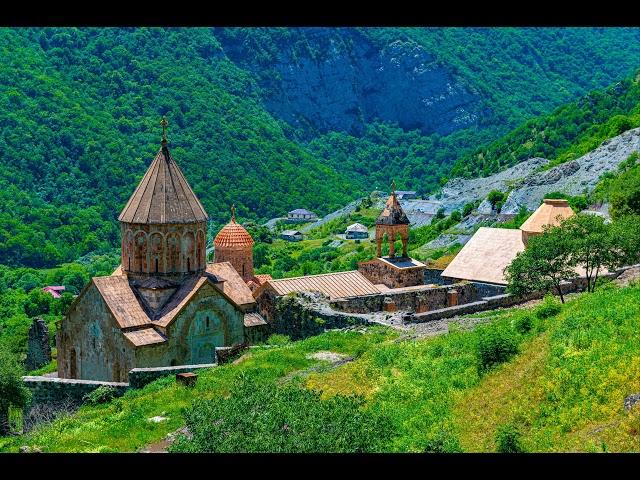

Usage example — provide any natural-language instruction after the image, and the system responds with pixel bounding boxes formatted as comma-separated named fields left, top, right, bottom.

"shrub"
left=266, top=334, right=291, bottom=346
left=170, top=376, right=395, bottom=453
left=495, top=423, right=525, bottom=453
left=535, top=295, right=562, bottom=319
left=82, top=386, right=117, bottom=406
left=476, top=324, right=519, bottom=373
left=512, top=314, right=534, bottom=334
left=423, top=428, right=463, bottom=453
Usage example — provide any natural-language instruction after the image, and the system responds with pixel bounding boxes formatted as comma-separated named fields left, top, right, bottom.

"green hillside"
left=2, top=27, right=640, bottom=268
left=3, top=284, right=640, bottom=453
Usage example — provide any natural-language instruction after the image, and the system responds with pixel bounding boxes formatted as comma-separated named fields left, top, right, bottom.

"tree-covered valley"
left=2, top=27, right=640, bottom=268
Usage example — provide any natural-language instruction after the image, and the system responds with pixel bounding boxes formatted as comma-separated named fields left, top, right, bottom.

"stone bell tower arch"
left=375, top=180, right=410, bottom=258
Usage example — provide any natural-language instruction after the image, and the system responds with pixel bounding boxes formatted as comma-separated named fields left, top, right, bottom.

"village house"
left=287, top=208, right=318, bottom=222
left=345, top=222, right=369, bottom=239
left=56, top=121, right=268, bottom=383
left=395, top=190, right=417, bottom=200
left=280, top=229, right=304, bottom=241
left=42, top=285, right=65, bottom=298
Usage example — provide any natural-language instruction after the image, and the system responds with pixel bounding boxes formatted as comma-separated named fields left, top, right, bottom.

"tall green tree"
left=505, top=225, right=577, bottom=303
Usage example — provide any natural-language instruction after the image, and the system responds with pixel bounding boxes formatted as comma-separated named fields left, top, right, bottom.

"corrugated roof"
left=441, top=227, right=526, bottom=285
left=266, top=271, right=380, bottom=299
left=206, top=262, right=256, bottom=309
left=520, top=199, right=574, bottom=234
left=123, top=327, right=166, bottom=346
left=118, top=144, right=208, bottom=224
left=281, top=230, right=302, bottom=236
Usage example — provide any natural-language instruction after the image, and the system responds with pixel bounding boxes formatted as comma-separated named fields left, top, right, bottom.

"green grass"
left=3, top=285, right=640, bottom=453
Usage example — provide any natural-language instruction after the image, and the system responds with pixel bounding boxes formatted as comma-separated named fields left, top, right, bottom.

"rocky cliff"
left=432, top=127, right=640, bottom=213
left=215, top=28, right=481, bottom=137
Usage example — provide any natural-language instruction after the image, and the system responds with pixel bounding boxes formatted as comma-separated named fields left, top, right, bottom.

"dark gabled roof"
left=119, top=144, right=208, bottom=224
left=376, top=192, right=410, bottom=225
left=289, top=208, right=316, bottom=215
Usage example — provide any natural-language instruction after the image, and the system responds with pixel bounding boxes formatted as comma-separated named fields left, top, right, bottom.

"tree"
left=0, top=349, right=30, bottom=435
left=562, top=214, right=615, bottom=292
left=609, top=166, right=640, bottom=219
left=505, top=224, right=577, bottom=303
left=610, top=214, right=640, bottom=267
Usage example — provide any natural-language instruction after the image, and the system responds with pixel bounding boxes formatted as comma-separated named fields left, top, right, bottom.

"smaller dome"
left=214, top=219, right=255, bottom=248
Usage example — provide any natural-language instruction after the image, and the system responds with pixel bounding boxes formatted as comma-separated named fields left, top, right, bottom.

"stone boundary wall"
left=404, top=272, right=622, bottom=324
left=330, top=282, right=478, bottom=314
left=128, top=363, right=217, bottom=389
left=423, top=268, right=453, bottom=285
left=23, top=376, right=129, bottom=410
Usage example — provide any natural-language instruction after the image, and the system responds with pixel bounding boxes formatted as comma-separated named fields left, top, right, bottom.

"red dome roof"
left=214, top=220, right=254, bottom=248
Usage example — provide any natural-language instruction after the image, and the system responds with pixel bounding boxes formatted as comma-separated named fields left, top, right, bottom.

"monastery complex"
left=56, top=122, right=585, bottom=383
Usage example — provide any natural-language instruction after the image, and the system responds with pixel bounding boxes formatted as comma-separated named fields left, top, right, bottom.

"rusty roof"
left=441, top=227, right=525, bottom=285
left=376, top=192, right=410, bottom=225
left=265, top=271, right=380, bottom=300
left=244, top=312, right=268, bottom=327
left=206, top=262, right=256, bottom=309
left=123, top=327, right=166, bottom=346
left=118, top=144, right=208, bottom=224
left=520, top=199, right=575, bottom=234
left=214, top=219, right=255, bottom=248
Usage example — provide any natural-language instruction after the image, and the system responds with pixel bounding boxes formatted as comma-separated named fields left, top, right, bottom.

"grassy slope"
left=4, top=284, right=640, bottom=453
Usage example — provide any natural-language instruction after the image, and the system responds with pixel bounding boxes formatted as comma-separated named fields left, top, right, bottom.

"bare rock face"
left=25, top=318, right=51, bottom=371
left=434, top=127, right=640, bottom=214
left=217, top=28, right=481, bottom=136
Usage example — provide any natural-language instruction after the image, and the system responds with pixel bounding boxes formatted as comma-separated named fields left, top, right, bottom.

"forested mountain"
left=1, top=27, right=640, bottom=268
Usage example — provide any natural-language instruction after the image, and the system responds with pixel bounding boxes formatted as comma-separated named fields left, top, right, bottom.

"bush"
left=82, top=386, right=117, bottom=406
left=476, top=324, right=519, bottom=373
left=266, top=334, right=291, bottom=346
left=423, top=428, right=463, bottom=453
left=495, top=423, right=525, bottom=453
left=535, top=295, right=562, bottom=319
left=170, top=376, right=395, bottom=452
left=512, top=314, right=534, bottom=334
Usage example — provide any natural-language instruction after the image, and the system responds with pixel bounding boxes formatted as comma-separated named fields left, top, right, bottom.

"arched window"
left=187, top=257, right=191, bottom=272
left=155, top=258, right=159, bottom=273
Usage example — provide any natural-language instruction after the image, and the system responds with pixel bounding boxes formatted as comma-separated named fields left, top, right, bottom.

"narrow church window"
left=187, top=257, right=191, bottom=272
left=155, top=258, right=159, bottom=273
left=242, top=264, right=245, bottom=277
left=128, top=257, right=131, bottom=270
left=206, top=316, right=210, bottom=329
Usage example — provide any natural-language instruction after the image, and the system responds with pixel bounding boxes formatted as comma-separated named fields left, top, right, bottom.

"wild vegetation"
left=4, top=283, right=640, bottom=452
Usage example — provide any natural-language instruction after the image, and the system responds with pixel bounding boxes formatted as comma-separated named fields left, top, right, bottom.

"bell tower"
left=375, top=180, right=410, bottom=258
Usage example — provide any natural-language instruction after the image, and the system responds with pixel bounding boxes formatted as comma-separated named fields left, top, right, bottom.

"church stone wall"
left=358, top=258, right=425, bottom=288
left=214, top=245, right=254, bottom=283
left=57, top=283, right=136, bottom=383
left=136, top=282, right=245, bottom=369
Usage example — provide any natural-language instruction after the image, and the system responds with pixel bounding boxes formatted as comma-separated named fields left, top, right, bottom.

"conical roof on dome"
left=119, top=144, right=208, bottom=224
left=376, top=191, right=410, bottom=226
left=214, top=219, right=255, bottom=248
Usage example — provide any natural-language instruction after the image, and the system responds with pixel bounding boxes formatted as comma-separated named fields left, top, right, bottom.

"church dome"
left=214, top=218, right=254, bottom=248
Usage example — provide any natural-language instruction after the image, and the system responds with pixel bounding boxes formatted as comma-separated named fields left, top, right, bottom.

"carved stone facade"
left=120, top=222, right=207, bottom=277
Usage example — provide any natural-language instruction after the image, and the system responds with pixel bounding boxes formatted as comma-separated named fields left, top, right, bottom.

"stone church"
left=57, top=125, right=269, bottom=382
